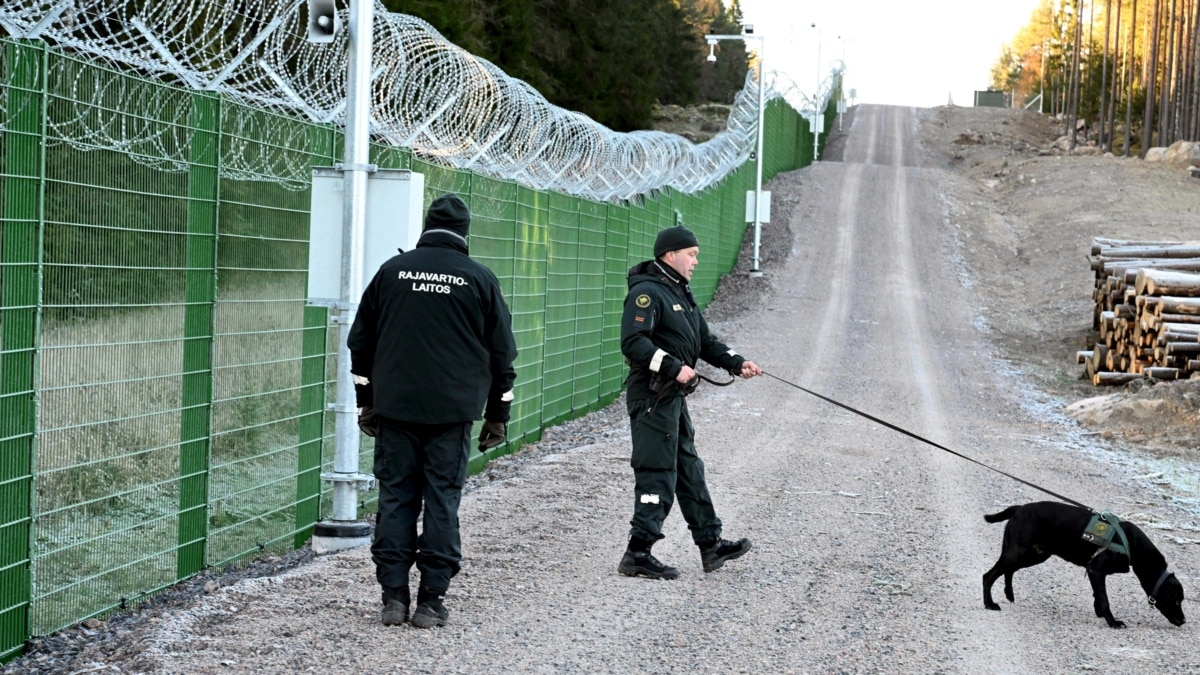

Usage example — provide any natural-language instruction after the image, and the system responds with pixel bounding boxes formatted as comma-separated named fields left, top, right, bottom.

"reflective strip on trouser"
left=372, top=417, right=471, bottom=593
left=626, top=395, right=721, bottom=545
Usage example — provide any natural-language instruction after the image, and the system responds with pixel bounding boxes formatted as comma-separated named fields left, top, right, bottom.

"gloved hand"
left=477, top=420, right=507, bottom=452
left=358, top=407, right=379, bottom=437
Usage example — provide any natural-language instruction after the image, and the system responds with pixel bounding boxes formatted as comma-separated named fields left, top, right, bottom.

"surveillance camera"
left=743, top=24, right=754, bottom=35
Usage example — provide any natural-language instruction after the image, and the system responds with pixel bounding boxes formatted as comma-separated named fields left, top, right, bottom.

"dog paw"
left=1105, top=619, right=1127, bottom=629
left=984, top=602, right=1000, bottom=611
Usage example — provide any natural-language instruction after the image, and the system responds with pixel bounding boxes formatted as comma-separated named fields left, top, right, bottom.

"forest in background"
left=381, top=0, right=751, bottom=132
left=991, top=0, right=1200, bottom=155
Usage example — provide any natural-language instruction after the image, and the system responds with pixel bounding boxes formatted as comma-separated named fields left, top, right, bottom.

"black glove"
left=358, top=407, right=379, bottom=438
left=477, top=420, right=507, bottom=452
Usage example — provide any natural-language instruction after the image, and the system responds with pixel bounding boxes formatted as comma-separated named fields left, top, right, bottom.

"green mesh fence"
left=0, top=37, right=832, bottom=660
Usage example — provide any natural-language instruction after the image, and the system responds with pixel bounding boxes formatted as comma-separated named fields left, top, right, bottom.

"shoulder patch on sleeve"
left=635, top=294, right=652, bottom=309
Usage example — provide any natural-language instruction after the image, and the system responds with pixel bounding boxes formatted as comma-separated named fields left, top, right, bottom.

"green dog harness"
left=1081, top=512, right=1131, bottom=559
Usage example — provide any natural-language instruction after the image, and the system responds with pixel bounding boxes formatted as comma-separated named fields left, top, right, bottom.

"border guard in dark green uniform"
left=618, top=224, right=763, bottom=579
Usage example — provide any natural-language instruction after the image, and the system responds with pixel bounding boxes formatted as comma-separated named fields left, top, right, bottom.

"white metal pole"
left=750, top=36, right=765, bottom=277
left=813, top=26, right=821, bottom=162
left=705, top=32, right=767, bottom=277
left=331, top=0, right=374, bottom=525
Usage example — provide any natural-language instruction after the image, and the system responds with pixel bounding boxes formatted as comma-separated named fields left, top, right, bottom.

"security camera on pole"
left=705, top=25, right=770, bottom=278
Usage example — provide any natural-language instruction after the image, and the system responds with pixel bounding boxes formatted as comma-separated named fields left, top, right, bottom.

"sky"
left=737, top=0, right=1044, bottom=108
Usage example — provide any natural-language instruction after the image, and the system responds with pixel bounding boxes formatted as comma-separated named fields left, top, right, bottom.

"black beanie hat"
left=424, top=193, right=471, bottom=238
left=653, top=225, right=700, bottom=258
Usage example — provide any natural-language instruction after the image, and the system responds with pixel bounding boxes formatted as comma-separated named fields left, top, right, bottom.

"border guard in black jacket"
left=348, top=193, right=517, bottom=627
left=618, top=224, right=763, bottom=580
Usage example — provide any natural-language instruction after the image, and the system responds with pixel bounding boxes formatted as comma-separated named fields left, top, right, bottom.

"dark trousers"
left=627, top=395, right=722, bottom=546
left=371, top=417, right=471, bottom=594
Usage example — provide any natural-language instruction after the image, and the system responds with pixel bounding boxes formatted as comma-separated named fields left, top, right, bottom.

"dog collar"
left=1149, top=569, right=1174, bottom=606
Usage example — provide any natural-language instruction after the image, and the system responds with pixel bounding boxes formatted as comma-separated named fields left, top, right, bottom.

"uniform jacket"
left=348, top=231, right=517, bottom=424
left=621, top=259, right=745, bottom=401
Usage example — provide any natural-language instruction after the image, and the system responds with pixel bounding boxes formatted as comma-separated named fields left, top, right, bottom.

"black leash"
left=696, top=373, right=736, bottom=387
left=762, top=370, right=1094, bottom=512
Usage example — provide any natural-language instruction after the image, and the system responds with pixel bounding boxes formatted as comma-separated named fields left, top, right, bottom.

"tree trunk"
left=1108, top=0, right=1123, bottom=150
left=1136, top=268, right=1200, bottom=295
left=1125, top=0, right=1139, bottom=156
left=1142, top=0, right=1163, bottom=155
left=1156, top=296, right=1200, bottom=314
left=1093, top=372, right=1144, bottom=385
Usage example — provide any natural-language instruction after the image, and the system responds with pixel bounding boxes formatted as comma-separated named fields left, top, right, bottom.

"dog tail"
left=984, top=505, right=1021, bottom=523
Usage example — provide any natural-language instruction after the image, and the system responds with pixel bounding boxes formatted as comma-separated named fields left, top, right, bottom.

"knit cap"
left=424, top=193, right=471, bottom=237
left=653, top=225, right=700, bottom=257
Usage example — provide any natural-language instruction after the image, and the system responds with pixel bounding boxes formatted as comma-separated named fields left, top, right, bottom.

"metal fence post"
left=0, top=38, right=44, bottom=661
left=176, top=91, right=220, bottom=580
left=296, top=125, right=336, bottom=548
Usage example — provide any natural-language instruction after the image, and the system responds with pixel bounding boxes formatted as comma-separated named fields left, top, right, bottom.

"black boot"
left=411, top=586, right=450, bottom=628
left=699, top=537, right=752, bottom=572
left=380, top=586, right=410, bottom=626
left=618, top=537, right=679, bottom=580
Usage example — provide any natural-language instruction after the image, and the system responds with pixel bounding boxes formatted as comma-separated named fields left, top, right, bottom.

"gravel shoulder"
left=9, top=104, right=1200, bottom=674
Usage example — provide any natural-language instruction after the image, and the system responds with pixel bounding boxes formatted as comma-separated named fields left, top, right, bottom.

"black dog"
left=982, top=501, right=1185, bottom=628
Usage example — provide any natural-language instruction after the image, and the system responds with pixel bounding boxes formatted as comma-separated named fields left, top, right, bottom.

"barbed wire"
left=1, top=1, right=840, bottom=200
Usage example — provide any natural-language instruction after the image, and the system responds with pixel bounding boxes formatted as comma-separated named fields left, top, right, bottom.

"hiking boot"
left=411, top=598, right=449, bottom=628
left=380, top=586, right=410, bottom=626
left=700, top=538, right=752, bottom=572
left=411, top=587, right=449, bottom=629
left=618, top=549, right=680, bottom=580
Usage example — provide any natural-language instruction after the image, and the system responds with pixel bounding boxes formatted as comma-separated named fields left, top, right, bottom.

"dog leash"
left=762, top=370, right=1094, bottom=512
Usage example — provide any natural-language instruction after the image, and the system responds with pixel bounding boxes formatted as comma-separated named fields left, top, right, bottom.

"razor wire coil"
left=1, top=0, right=840, bottom=200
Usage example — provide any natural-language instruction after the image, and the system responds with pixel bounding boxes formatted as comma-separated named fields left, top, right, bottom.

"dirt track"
left=12, top=104, right=1200, bottom=673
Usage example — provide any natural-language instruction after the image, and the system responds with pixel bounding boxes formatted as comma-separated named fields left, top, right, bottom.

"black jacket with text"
left=348, top=231, right=517, bottom=424
left=620, top=259, right=745, bottom=401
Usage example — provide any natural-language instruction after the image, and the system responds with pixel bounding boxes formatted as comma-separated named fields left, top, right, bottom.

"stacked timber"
left=1083, top=237, right=1200, bottom=386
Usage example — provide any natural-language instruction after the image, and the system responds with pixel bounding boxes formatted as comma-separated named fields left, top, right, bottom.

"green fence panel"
left=574, top=200, right=606, bottom=412
left=295, top=126, right=338, bottom=548
left=508, top=185, right=548, bottom=447
left=207, top=101, right=320, bottom=568
left=296, top=304, right=326, bottom=548
left=467, top=176, right=520, bottom=466
left=719, top=172, right=747, bottom=274
left=600, top=203, right=629, bottom=398
left=0, top=39, right=42, bottom=662
left=35, top=55, right=195, bottom=635
left=542, top=192, right=580, bottom=426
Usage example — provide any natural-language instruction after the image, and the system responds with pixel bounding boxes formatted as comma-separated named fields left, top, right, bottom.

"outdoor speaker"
left=307, top=0, right=339, bottom=44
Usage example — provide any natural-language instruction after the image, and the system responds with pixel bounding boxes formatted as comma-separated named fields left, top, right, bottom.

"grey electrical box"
left=745, top=190, right=772, bottom=223
left=307, top=168, right=425, bottom=305
left=974, top=90, right=1008, bottom=108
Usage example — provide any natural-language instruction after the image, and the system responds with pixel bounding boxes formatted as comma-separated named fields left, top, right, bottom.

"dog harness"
left=1081, top=512, right=1130, bottom=559
left=1083, top=512, right=1178, bottom=609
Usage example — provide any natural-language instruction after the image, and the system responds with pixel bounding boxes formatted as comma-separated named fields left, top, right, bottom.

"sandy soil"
left=8, top=103, right=1200, bottom=674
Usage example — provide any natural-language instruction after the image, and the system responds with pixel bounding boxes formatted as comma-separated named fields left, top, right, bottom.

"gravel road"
left=13, top=104, right=1200, bottom=674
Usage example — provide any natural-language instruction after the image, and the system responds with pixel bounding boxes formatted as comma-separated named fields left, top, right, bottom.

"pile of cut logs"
left=1083, top=237, right=1200, bottom=385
